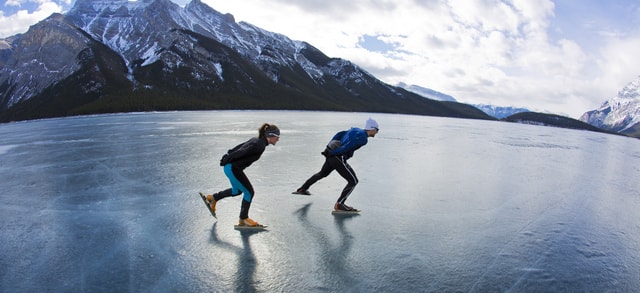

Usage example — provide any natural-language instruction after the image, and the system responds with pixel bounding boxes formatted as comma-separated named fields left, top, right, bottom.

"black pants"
left=300, top=155, right=359, bottom=204
left=213, top=164, right=254, bottom=219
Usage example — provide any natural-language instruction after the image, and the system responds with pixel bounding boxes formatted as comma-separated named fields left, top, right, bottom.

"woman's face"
left=267, top=136, right=280, bottom=145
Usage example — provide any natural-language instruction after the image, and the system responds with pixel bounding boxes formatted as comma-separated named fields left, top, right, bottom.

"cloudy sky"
left=1, top=0, right=640, bottom=118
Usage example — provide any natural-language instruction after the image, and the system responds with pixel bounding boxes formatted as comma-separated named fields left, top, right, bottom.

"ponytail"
left=258, top=123, right=270, bottom=138
left=258, top=123, right=280, bottom=139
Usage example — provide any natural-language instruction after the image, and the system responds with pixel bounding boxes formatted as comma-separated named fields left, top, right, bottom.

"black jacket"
left=219, top=137, right=268, bottom=170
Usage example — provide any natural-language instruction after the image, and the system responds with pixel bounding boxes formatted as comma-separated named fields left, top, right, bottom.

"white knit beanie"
left=364, top=118, right=379, bottom=130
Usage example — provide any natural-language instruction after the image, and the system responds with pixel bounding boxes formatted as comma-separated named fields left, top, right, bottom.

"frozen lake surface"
left=1, top=110, right=639, bottom=292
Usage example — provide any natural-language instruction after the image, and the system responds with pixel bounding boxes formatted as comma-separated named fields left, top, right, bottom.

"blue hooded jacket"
left=328, top=127, right=368, bottom=159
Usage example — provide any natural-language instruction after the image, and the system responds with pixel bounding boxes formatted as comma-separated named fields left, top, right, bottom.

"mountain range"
left=579, top=76, right=640, bottom=138
left=0, top=0, right=492, bottom=123
left=399, top=79, right=640, bottom=138
left=1, top=0, right=637, bottom=139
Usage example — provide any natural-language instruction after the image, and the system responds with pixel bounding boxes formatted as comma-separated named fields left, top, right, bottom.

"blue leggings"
left=212, top=164, right=254, bottom=219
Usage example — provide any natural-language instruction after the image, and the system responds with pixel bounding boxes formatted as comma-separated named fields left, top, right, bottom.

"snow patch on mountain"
left=215, top=63, right=223, bottom=80
left=141, top=42, right=160, bottom=66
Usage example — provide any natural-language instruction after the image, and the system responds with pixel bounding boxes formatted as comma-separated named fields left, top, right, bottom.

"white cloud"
left=0, top=1, right=64, bottom=38
left=5, top=0, right=25, bottom=7
left=595, top=36, right=640, bottom=96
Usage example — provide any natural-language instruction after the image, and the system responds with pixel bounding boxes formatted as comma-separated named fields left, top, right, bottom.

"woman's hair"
left=258, top=123, right=280, bottom=139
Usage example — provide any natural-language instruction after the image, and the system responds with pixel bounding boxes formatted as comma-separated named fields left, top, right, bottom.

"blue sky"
left=1, top=0, right=640, bottom=117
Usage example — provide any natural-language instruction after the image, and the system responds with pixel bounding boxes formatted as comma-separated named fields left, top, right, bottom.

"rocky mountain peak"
left=580, top=76, right=640, bottom=134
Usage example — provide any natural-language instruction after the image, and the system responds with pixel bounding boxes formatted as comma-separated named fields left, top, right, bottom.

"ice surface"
left=1, top=111, right=640, bottom=292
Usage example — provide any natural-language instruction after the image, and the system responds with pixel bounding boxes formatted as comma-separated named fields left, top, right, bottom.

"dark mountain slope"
left=503, top=112, right=626, bottom=137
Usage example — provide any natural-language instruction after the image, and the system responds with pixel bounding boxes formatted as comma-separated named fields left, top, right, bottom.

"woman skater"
left=203, top=123, right=280, bottom=227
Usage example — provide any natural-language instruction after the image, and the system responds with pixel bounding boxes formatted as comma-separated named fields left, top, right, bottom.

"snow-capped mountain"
left=580, top=76, right=640, bottom=136
left=0, top=0, right=494, bottom=122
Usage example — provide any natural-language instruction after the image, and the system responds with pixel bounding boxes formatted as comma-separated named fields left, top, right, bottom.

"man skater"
left=294, top=118, right=379, bottom=212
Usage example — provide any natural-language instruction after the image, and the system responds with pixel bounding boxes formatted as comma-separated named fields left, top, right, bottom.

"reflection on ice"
left=0, top=110, right=639, bottom=292
left=209, top=222, right=264, bottom=293
left=294, top=203, right=360, bottom=290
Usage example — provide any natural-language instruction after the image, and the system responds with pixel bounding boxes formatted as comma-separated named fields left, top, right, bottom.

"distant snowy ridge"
left=580, top=76, right=640, bottom=134
left=398, top=83, right=529, bottom=119
left=397, top=82, right=457, bottom=102
left=473, top=104, right=530, bottom=119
